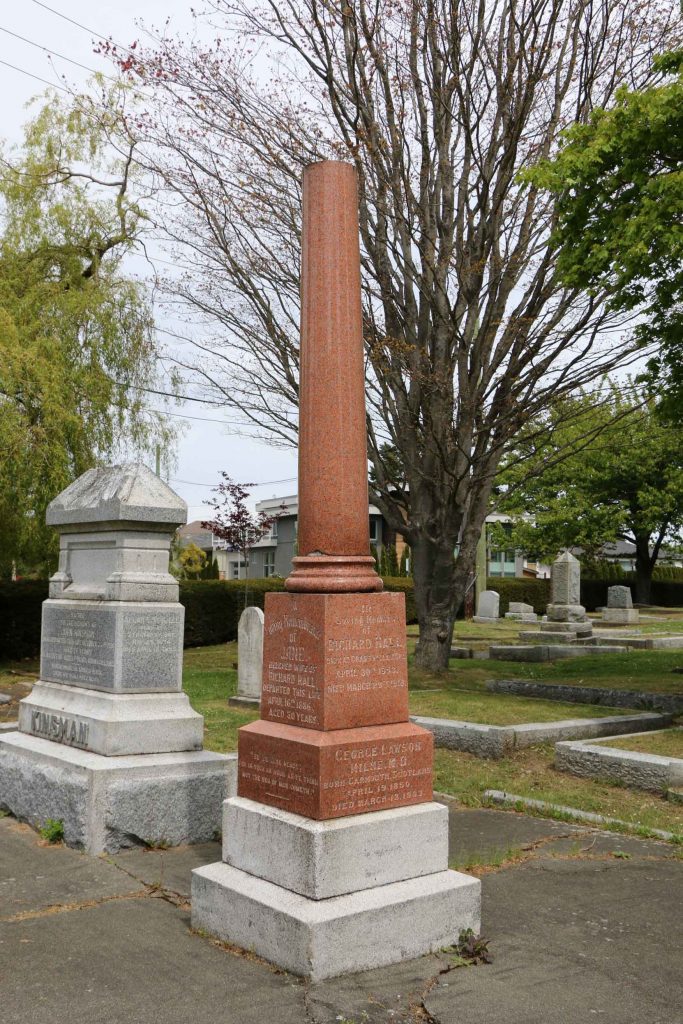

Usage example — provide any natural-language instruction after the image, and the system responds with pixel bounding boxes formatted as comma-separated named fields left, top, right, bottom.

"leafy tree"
left=177, top=542, right=208, bottom=579
left=202, top=475, right=284, bottom=604
left=523, top=50, right=683, bottom=415
left=497, top=384, right=683, bottom=603
left=0, top=88, right=172, bottom=576
left=119, top=0, right=678, bottom=668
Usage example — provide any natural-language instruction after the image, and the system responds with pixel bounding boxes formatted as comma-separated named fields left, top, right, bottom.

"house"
left=214, top=496, right=545, bottom=581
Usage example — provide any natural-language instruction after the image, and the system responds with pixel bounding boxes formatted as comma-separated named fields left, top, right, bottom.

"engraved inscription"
left=41, top=604, right=116, bottom=689
left=30, top=710, right=89, bottom=749
left=119, top=608, right=182, bottom=689
left=261, top=594, right=409, bottom=730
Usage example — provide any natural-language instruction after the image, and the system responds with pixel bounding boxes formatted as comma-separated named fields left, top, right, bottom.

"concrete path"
left=1, top=806, right=680, bottom=1024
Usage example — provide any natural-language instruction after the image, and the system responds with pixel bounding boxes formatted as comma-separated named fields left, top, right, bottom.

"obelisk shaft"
left=287, top=160, right=381, bottom=593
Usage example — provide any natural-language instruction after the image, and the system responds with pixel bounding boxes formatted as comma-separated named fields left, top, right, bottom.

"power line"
left=171, top=476, right=297, bottom=487
left=0, top=57, right=68, bottom=93
left=28, top=0, right=138, bottom=58
left=0, top=24, right=108, bottom=78
left=111, top=379, right=227, bottom=407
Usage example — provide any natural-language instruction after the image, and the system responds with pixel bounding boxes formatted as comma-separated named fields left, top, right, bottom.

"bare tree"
left=116, top=0, right=680, bottom=669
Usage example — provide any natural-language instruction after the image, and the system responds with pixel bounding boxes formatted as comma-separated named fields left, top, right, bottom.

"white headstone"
left=607, top=585, right=633, bottom=609
left=236, top=606, right=264, bottom=702
left=474, top=590, right=499, bottom=622
left=509, top=602, right=534, bottom=614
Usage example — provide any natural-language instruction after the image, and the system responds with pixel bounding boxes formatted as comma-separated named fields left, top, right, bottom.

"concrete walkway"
left=1, top=806, right=681, bottom=1024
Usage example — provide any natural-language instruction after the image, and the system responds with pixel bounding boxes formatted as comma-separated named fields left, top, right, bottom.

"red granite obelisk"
left=191, top=162, right=480, bottom=981
left=237, top=162, right=433, bottom=819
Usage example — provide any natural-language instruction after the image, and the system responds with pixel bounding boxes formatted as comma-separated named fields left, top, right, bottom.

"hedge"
left=486, top=577, right=550, bottom=615
left=0, top=576, right=418, bottom=660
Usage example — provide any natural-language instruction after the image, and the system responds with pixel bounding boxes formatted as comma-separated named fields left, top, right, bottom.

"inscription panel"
left=40, top=601, right=183, bottom=692
left=238, top=721, right=432, bottom=820
left=28, top=709, right=90, bottom=750
left=261, top=592, right=409, bottom=730
left=41, top=602, right=116, bottom=689
left=119, top=606, right=184, bottom=690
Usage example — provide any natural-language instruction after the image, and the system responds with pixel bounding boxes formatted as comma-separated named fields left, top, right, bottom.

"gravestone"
left=602, top=585, right=639, bottom=624
left=0, top=464, right=236, bottom=853
left=547, top=551, right=588, bottom=623
left=473, top=589, right=500, bottom=623
left=191, top=161, right=479, bottom=980
left=229, top=606, right=264, bottom=708
left=505, top=601, right=538, bottom=623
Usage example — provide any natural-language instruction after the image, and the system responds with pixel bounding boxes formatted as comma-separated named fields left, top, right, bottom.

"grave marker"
left=229, top=606, right=265, bottom=708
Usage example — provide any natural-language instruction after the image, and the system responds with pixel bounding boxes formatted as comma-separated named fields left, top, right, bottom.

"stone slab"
left=237, top=719, right=433, bottom=819
left=0, top=731, right=236, bottom=854
left=473, top=615, right=498, bottom=624
left=260, top=591, right=408, bottom=730
left=227, top=695, right=261, bottom=708
left=412, top=713, right=670, bottom=759
left=509, top=602, right=534, bottom=614
left=40, top=600, right=184, bottom=693
left=237, top=606, right=264, bottom=701
left=519, top=630, right=577, bottom=644
left=602, top=608, right=639, bottom=624
left=18, top=681, right=203, bottom=755
left=489, top=645, right=550, bottom=662
left=191, top=861, right=480, bottom=981
left=539, top=620, right=592, bottom=635
left=488, top=678, right=683, bottom=714
left=222, top=796, right=448, bottom=898
left=607, top=585, right=633, bottom=608
left=504, top=612, right=537, bottom=622
left=555, top=733, right=683, bottom=792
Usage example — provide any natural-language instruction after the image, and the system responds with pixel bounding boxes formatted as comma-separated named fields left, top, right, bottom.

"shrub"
left=0, top=580, right=48, bottom=660
left=382, top=577, right=417, bottom=623
left=485, top=577, right=550, bottom=614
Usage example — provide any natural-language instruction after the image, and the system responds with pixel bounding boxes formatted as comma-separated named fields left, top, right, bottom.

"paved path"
left=1, top=807, right=681, bottom=1024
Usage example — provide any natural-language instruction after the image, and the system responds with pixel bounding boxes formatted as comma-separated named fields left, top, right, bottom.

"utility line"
left=0, top=57, right=68, bottom=93
left=0, top=24, right=109, bottom=78
left=171, top=476, right=297, bottom=487
left=28, top=0, right=138, bottom=58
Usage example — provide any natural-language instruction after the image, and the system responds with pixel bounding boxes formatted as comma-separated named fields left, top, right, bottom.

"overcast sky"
left=0, top=0, right=299, bottom=521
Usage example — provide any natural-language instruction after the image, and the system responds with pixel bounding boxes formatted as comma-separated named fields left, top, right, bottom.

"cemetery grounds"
left=2, top=612, right=681, bottom=848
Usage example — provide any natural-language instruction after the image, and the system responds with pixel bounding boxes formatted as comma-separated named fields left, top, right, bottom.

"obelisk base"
left=191, top=797, right=481, bottom=980
left=0, top=731, right=236, bottom=854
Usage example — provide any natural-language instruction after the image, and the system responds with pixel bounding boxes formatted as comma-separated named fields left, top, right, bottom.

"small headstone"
left=474, top=589, right=500, bottom=623
left=607, top=586, right=633, bottom=609
left=230, top=607, right=264, bottom=708
left=547, top=551, right=588, bottom=623
left=505, top=600, right=537, bottom=622
left=602, top=585, right=638, bottom=624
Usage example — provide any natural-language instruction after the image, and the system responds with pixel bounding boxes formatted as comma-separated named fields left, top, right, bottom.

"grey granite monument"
left=473, top=589, right=500, bottom=623
left=228, top=606, right=264, bottom=708
left=0, top=465, right=236, bottom=854
left=602, top=585, right=639, bottom=624
left=504, top=601, right=538, bottom=623
left=547, top=551, right=588, bottom=623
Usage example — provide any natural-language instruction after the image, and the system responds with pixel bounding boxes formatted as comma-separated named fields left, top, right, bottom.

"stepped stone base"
left=0, top=731, right=236, bottom=854
left=19, top=681, right=203, bottom=756
left=192, top=859, right=479, bottom=981
left=602, top=609, right=640, bottom=624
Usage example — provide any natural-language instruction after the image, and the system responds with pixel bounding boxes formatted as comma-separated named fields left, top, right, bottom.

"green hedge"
left=0, top=580, right=48, bottom=660
left=486, top=577, right=550, bottom=615
left=0, top=576, right=418, bottom=660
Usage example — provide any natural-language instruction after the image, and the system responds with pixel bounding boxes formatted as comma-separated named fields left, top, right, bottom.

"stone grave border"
left=410, top=712, right=671, bottom=760
left=555, top=731, right=683, bottom=793
left=487, top=679, right=683, bottom=715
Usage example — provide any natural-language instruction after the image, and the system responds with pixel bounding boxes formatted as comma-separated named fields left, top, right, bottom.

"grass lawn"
left=595, top=728, right=683, bottom=758
left=434, top=745, right=683, bottom=840
left=408, top=688, right=633, bottom=723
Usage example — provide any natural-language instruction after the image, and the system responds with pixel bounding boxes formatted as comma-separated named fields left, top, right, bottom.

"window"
left=369, top=517, right=380, bottom=544
left=264, top=550, right=276, bottom=577
left=271, top=519, right=278, bottom=539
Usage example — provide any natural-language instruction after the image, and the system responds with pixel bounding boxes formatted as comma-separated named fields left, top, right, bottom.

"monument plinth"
left=191, top=161, right=480, bottom=980
left=0, top=465, right=236, bottom=853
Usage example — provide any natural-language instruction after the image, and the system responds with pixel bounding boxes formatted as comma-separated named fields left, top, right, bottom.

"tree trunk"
left=412, top=532, right=460, bottom=672
left=633, top=534, right=653, bottom=604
